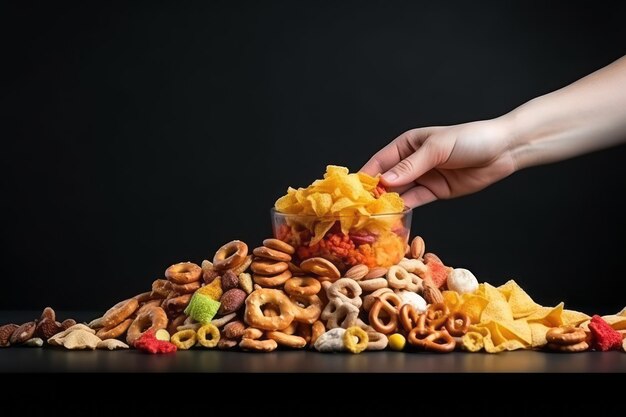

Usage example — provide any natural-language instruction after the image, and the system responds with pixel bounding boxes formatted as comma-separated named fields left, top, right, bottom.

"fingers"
left=400, top=185, right=438, bottom=209
left=360, top=128, right=433, bottom=176
left=380, top=140, right=440, bottom=187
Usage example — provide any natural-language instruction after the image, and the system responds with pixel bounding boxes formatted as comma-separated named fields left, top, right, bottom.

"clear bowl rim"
left=270, top=207, right=412, bottom=219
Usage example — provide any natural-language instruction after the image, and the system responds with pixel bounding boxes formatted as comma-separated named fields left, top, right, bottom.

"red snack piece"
left=588, top=315, right=622, bottom=352
left=134, top=329, right=177, bottom=354
left=423, top=253, right=450, bottom=289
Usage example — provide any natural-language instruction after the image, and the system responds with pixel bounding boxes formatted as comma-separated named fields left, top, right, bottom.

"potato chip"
left=529, top=322, right=551, bottom=347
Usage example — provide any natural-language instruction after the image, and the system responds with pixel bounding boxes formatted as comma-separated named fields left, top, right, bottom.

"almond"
left=344, top=264, right=369, bottom=280
left=0, top=324, right=19, bottom=347
left=410, top=236, right=425, bottom=259
left=364, top=266, right=388, bottom=280
left=422, top=282, right=444, bottom=305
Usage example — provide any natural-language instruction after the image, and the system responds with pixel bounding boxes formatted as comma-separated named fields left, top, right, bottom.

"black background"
left=2, top=1, right=625, bottom=313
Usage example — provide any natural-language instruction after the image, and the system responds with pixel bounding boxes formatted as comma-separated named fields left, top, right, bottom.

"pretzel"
left=368, top=292, right=402, bottom=334
left=239, top=327, right=278, bottom=352
left=426, top=303, right=450, bottom=330
left=252, top=270, right=292, bottom=287
left=162, top=293, right=191, bottom=317
left=126, top=306, right=168, bottom=345
left=96, top=318, right=133, bottom=340
left=170, top=280, right=202, bottom=294
left=133, top=291, right=157, bottom=303
left=165, top=262, right=202, bottom=284
left=266, top=331, right=307, bottom=348
left=311, top=320, right=325, bottom=346
left=546, top=326, right=587, bottom=345
left=295, top=322, right=312, bottom=345
left=408, top=327, right=456, bottom=352
left=197, top=323, right=220, bottom=348
left=251, top=260, right=289, bottom=275
left=284, top=277, right=321, bottom=296
left=227, top=255, right=253, bottom=276
left=253, top=246, right=292, bottom=262
left=326, top=278, right=362, bottom=308
left=289, top=294, right=322, bottom=324
left=326, top=302, right=359, bottom=329
left=244, top=289, right=295, bottom=331
left=263, top=238, right=295, bottom=255
left=137, top=299, right=163, bottom=316
left=444, top=311, right=470, bottom=337
left=300, top=257, right=341, bottom=281
left=386, top=265, right=422, bottom=292
left=102, top=298, right=139, bottom=328
left=363, top=288, right=393, bottom=311
left=399, top=304, right=420, bottom=333
left=546, top=341, right=589, bottom=352
left=213, top=240, right=248, bottom=271
left=343, top=326, right=368, bottom=354
left=167, top=315, right=187, bottom=335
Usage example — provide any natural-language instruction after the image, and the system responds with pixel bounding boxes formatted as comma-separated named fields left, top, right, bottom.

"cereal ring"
left=343, top=326, right=368, bottom=354
left=102, top=298, right=139, bottom=328
left=300, top=257, right=341, bottom=281
left=165, top=262, right=202, bottom=284
left=253, top=246, right=292, bottom=262
left=327, top=278, right=362, bottom=308
left=170, top=280, right=202, bottom=294
left=263, top=238, right=295, bottom=255
left=289, top=294, right=323, bottom=324
left=284, top=277, right=321, bottom=296
left=251, top=260, right=289, bottom=275
left=445, top=311, right=470, bottom=337
left=326, top=302, right=359, bottom=329
left=311, top=321, right=325, bottom=346
left=126, top=306, right=168, bottom=345
left=267, top=331, right=307, bottom=348
left=213, top=240, right=248, bottom=271
left=96, top=318, right=133, bottom=340
left=197, top=324, right=220, bottom=348
left=546, top=341, right=589, bottom=352
left=239, top=337, right=278, bottom=352
left=363, top=288, right=393, bottom=311
left=244, top=289, right=295, bottom=331
left=358, top=277, right=388, bottom=292
left=546, top=326, right=587, bottom=345
left=253, top=269, right=292, bottom=287
left=171, top=329, right=197, bottom=350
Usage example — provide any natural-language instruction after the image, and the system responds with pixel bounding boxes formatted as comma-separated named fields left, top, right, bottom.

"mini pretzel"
left=251, top=259, right=289, bottom=275
left=284, top=277, right=321, bottom=296
left=213, top=240, right=248, bottom=271
left=426, top=303, right=450, bottom=330
left=300, top=257, right=341, bottom=281
left=253, top=246, right=292, bottom=262
left=289, top=294, right=322, bottom=324
left=197, top=324, right=220, bottom=348
left=368, top=292, right=402, bottom=334
left=171, top=280, right=202, bottom=294
left=444, top=311, right=470, bottom=337
left=253, top=270, right=292, bottom=287
left=546, top=326, right=587, bottom=345
left=358, top=277, right=388, bottom=292
left=96, top=318, right=133, bottom=340
left=171, top=329, right=197, bottom=350
left=363, top=288, right=393, bottom=311
left=263, top=238, right=295, bottom=255
left=408, top=328, right=455, bottom=352
left=326, top=278, right=362, bottom=308
left=167, top=315, right=187, bottom=335
left=326, top=302, right=360, bottom=329
left=102, top=298, right=139, bottom=328
left=387, top=265, right=422, bottom=292
left=399, top=304, right=420, bottom=333
left=165, top=262, right=202, bottom=284
left=267, top=331, right=307, bottom=348
left=311, top=321, right=326, bottom=346
left=343, top=326, right=369, bottom=354
left=244, top=289, right=295, bottom=331
left=126, top=306, right=168, bottom=345
left=163, top=293, right=192, bottom=317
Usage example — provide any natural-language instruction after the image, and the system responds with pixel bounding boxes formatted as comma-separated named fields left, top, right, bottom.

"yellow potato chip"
left=476, top=283, right=514, bottom=323
left=311, top=220, right=335, bottom=246
left=561, top=309, right=590, bottom=327
left=529, top=322, right=551, bottom=347
left=307, top=193, right=332, bottom=217
left=497, top=280, right=541, bottom=319
left=357, top=172, right=379, bottom=191
left=526, top=302, right=565, bottom=327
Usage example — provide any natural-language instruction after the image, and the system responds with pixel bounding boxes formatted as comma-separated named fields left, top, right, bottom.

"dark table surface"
left=2, top=311, right=625, bottom=373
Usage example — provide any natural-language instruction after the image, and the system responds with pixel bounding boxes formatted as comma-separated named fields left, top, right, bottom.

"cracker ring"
left=126, top=306, right=168, bottom=345
left=358, top=277, right=388, bottom=292
left=546, top=341, right=589, bottom=352
left=253, top=269, right=292, bottom=287
left=239, top=337, right=278, bottom=352
left=300, top=257, right=341, bottom=281
left=197, top=323, right=220, bottom=348
left=171, top=329, right=197, bottom=350
left=244, top=289, right=295, bottom=331
left=327, top=278, right=362, bottom=307
left=170, top=280, right=202, bottom=294
left=263, top=238, right=295, bottom=255
left=546, top=325, right=587, bottom=345
left=165, top=262, right=202, bottom=284
left=267, top=331, right=307, bottom=348
left=251, top=260, right=289, bottom=275
left=311, top=320, right=325, bottom=346
left=343, top=326, right=369, bottom=354
left=289, top=294, right=322, bottom=324
left=96, top=318, right=133, bottom=340
left=213, top=240, right=248, bottom=271
left=284, top=277, right=321, bottom=296
left=445, top=311, right=470, bottom=337
left=253, top=246, right=292, bottom=262
left=102, top=298, right=139, bottom=328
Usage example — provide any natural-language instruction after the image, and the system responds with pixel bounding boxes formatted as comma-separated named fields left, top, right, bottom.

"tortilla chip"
left=529, top=322, right=551, bottom=347
left=476, top=283, right=514, bottom=323
left=498, top=280, right=541, bottom=319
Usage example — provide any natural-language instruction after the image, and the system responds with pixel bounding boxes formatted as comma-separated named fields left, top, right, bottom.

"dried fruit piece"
left=0, top=324, right=19, bottom=347
left=10, top=321, right=37, bottom=345
left=423, top=253, right=451, bottom=289
left=35, top=318, right=64, bottom=339
left=134, top=329, right=177, bottom=354
left=588, top=315, right=622, bottom=351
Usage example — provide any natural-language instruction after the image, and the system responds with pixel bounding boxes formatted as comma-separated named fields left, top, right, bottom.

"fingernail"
left=382, top=171, right=398, bottom=183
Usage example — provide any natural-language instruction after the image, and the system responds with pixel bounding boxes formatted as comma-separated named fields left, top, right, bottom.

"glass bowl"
left=271, top=207, right=412, bottom=272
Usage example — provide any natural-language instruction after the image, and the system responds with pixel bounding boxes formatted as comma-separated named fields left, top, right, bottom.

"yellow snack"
left=171, top=329, right=197, bottom=350
left=497, top=280, right=541, bottom=319
left=343, top=326, right=369, bottom=354
left=196, top=324, right=220, bottom=348
left=461, top=331, right=484, bottom=352
left=476, top=283, right=514, bottom=323
left=387, top=333, right=406, bottom=351
left=197, top=277, right=223, bottom=301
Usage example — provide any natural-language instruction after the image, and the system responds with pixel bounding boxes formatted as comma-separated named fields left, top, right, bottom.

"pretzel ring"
left=137, top=299, right=163, bottom=316
left=239, top=337, right=278, bottom=352
left=253, top=246, right=292, bottom=262
left=311, top=321, right=326, bottom=346
left=358, top=277, right=388, bottom=292
left=244, top=289, right=295, bottom=331
left=363, top=288, right=393, bottom=311
left=289, top=294, right=322, bottom=324
left=102, top=298, right=139, bottom=328
left=170, top=280, right=202, bottom=294
left=387, top=265, right=418, bottom=290
left=546, top=325, right=587, bottom=345
left=445, top=311, right=470, bottom=337
left=399, top=304, right=421, bottom=333
left=295, top=322, right=312, bottom=345
left=263, top=238, right=295, bottom=255
left=326, top=302, right=360, bottom=329
left=284, top=277, right=321, bottom=296
left=133, top=291, right=157, bottom=304
left=96, top=318, right=133, bottom=340
left=165, top=262, right=202, bottom=284
left=343, top=326, right=368, bottom=354
left=251, top=260, right=289, bottom=275
left=300, top=257, right=341, bottom=280
left=151, top=279, right=172, bottom=298
left=213, top=240, right=248, bottom=271
left=546, top=341, right=589, bottom=352
left=267, top=331, right=307, bottom=348
left=171, top=329, right=197, bottom=350
left=327, top=278, right=362, bottom=307
left=253, top=269, right=292, bottom=287
left=126, top=306, right=168, bottom=345
left=197, top=323, right=220, bottom=348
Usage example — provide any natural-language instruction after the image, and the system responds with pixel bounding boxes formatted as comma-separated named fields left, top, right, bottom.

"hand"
left=361, top=118, right=517, bottom=208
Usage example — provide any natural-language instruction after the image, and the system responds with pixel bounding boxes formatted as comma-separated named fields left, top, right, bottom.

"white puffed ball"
left=396, top=290, right=427, bottom=313
left=447, top=268, right=479, bottom=294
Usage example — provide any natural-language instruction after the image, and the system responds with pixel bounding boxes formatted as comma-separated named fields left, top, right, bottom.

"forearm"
left=504, top=55, right=626, bottom=170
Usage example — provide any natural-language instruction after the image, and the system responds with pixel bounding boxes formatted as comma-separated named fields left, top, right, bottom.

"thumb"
left=380, top=141, right=439, bottom=187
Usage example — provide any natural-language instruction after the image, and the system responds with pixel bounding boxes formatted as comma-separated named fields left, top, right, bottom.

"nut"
left=61, top=319, right=77, bottom=329
left=238, top=272, right=253, bottom=294
left=0, top=324, right=19, bottom=347
left=423, top=282, right=444, bottom=305
left=40, top=307, right=56, bottom=321
left=35, top=318, right=65, bottom=339
left=24, top=338, right=44, bottom=347
left=218, top=288, right=247, bottom=315
left=364, top=267, right=387, bottom=280
left=201, top=259, right=220, bottom=284
left=10, top=321, right=37, bottom=345
left=223, top=320, right=246, bottom=339
left=221, top=270, right=239, bottom=291
left=410, top=236, right=425, bottom=259
left=217, top=336, right=238, bottom=349
left=344, top=264, right=369, bottom=280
